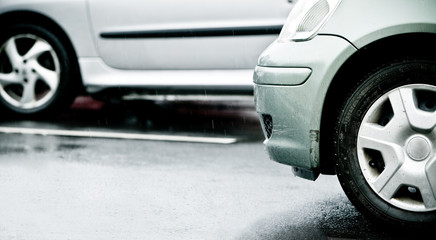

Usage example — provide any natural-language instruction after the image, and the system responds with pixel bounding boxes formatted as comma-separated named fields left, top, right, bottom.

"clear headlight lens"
left=278, top=0, right=342, bottom=42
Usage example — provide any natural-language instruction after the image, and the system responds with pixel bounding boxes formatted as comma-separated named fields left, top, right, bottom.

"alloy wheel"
left=0, top=34, right=60, bottom=110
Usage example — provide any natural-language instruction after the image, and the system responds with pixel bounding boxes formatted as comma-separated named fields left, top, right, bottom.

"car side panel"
left=88, top=0, right=293, bottom=70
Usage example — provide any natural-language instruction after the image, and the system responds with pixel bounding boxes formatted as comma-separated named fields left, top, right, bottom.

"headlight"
left=278, top=0, right=342, bottom=42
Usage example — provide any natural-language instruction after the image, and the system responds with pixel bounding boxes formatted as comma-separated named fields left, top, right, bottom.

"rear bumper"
left=254, top=35, right=356, bottom=179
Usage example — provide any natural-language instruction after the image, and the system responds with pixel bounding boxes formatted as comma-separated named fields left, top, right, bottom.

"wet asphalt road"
left=0, top=96, right=432, bottom=240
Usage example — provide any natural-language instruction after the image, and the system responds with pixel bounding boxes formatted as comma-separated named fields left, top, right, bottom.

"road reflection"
left=66, top=96, right=262, bottom=141
left=0, top=95, right=263, bottom=143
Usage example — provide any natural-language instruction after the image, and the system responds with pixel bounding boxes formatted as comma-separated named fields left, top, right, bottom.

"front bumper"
left=254, top=35, right=356, bottom=179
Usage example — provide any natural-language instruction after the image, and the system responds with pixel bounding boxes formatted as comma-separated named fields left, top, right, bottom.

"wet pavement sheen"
left=0, top=96, right=432, bottom=240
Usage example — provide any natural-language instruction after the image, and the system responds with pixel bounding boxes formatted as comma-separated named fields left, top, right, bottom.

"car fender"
left=321, top=0, right=436, bottom=48
left=0, top=0, right=98, bottom=57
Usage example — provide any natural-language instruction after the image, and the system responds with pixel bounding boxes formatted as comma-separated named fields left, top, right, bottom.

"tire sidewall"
left=336, top=61, right=436, bottom=226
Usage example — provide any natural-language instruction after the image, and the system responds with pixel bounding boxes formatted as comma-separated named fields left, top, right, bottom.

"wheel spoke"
left=359, top=123, right=405, bottom=193
left=31, top=61, right=59, bottom=90
left=0, top=72, right=21, bottom=86
left=373, top=153, right=436, bottom=209
left=418, top=180, right=436, bottom=209
left=20, top=81, right=36, bottom=105
left=375, top=168, right=403, bottom=200
left=399, top=88, right=436, bottom=131
left=388, top=89, right=409, bottom=122
left=359, top=123, right=405, bottom=165
left=425, top=157, right=436, bottom=208
left=372, top=157, right=403, bottom=194
left=359, top=122, right=398, bottom=147
left=23, top=39, right=52, bottom=61
left=4, top=37, right=23, bottom=67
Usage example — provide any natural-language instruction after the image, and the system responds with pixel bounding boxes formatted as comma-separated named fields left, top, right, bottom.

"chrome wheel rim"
left=357, top=84, right=436, bottom=212
left=0, top=34, right=60, bottom=110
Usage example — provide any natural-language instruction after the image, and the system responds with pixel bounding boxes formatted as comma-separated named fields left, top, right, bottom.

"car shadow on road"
left=236, top=195, right=434, bottom=240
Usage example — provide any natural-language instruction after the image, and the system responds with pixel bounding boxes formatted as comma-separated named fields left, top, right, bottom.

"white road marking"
left=0, top=127, right=237, bottom=144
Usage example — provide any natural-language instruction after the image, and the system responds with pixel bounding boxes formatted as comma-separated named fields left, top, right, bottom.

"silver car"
left=254, top=0, right=436, bottom=226
left=0, top=0, right=293, bottom=116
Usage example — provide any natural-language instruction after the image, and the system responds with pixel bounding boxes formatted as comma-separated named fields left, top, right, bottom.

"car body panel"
left=254, top=36, right=356, bottom=171
left=254, top=66, right=311, bottom=86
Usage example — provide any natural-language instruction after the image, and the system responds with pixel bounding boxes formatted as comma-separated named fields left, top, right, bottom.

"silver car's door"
left=88, top=0, right=293, bottom=70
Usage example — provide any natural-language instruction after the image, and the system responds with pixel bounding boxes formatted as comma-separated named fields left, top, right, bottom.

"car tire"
left=335, top=60, right=436, bottom=227
left=0, top=23, right=79, bottom=117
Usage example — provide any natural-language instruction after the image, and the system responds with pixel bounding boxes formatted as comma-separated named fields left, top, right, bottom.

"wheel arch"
left=0, top=10, right=83, bottom=90
left=319, top=32, right=436, bottom=175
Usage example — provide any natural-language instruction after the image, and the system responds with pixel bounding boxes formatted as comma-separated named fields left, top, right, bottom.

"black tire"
left=334, top=60, right=436, bottom=228
left=0, top=23, right=79, bottom=117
